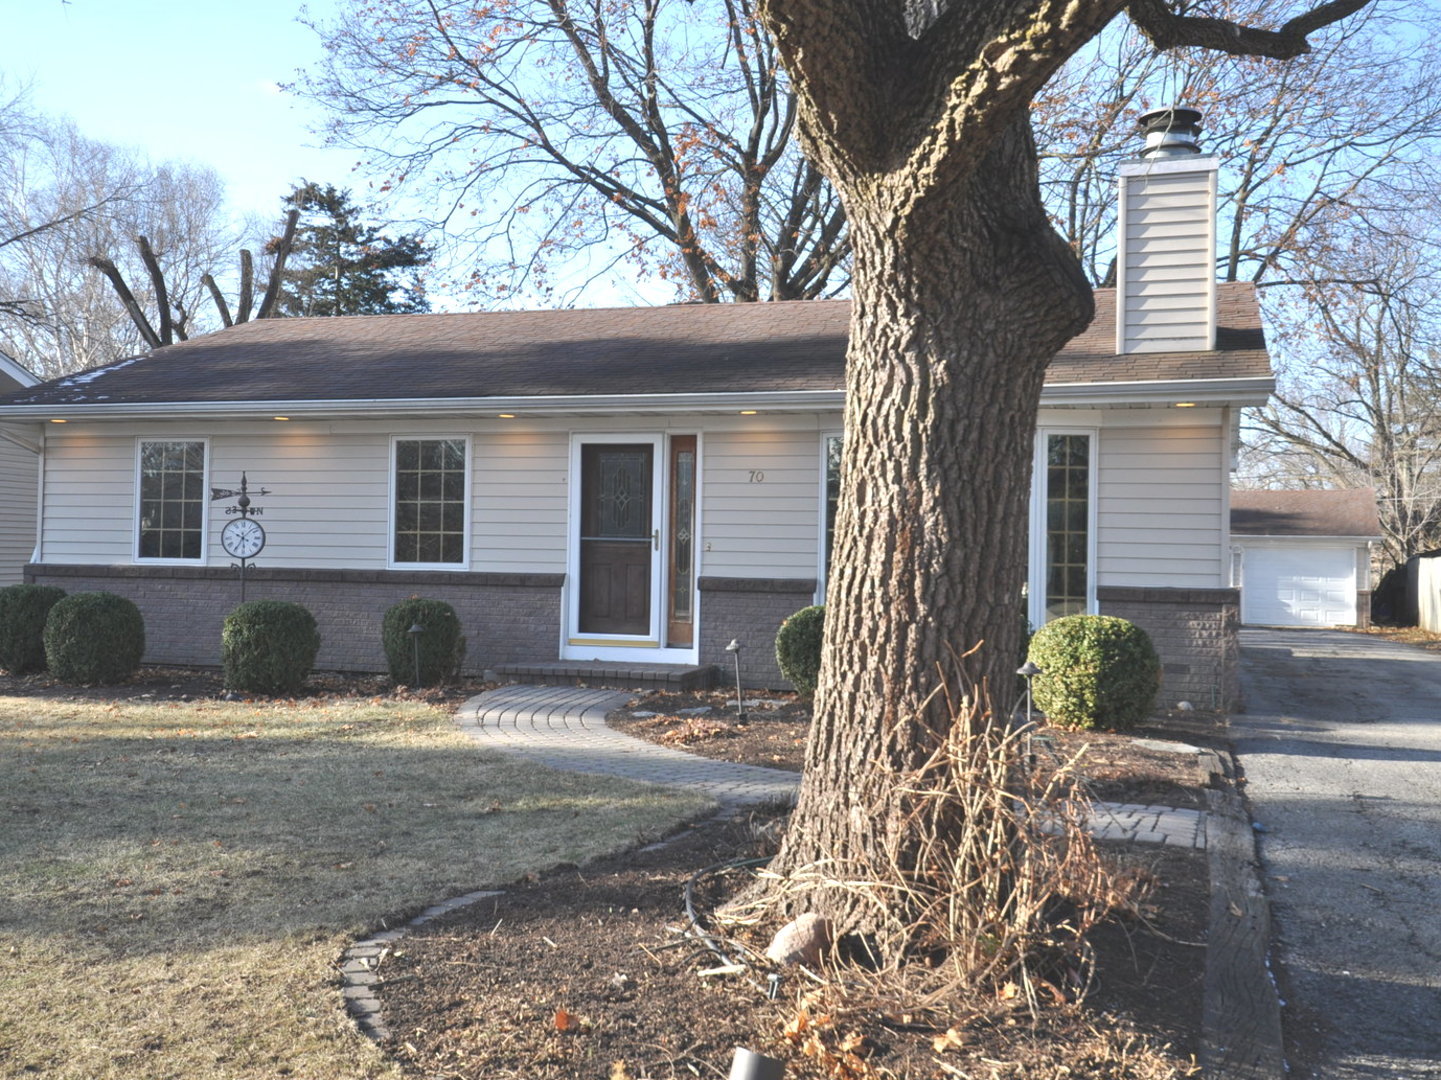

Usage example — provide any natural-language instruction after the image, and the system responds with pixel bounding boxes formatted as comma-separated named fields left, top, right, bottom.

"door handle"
left=653, top=528, right=660, bottom=551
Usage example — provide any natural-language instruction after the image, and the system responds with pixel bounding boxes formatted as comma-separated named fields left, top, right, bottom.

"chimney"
left=1115, top=107, right=1218, bottom=354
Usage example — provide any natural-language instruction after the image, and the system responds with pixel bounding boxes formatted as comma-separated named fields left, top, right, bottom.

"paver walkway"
left=455, top=685, right=1207, bottom=848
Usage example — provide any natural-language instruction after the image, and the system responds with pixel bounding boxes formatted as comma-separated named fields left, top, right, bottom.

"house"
left=1230, top=489, right=1381, bottom=628
left=0, top=352, right=39, bottom=585
left=0, top=109, right=1271, bottom=709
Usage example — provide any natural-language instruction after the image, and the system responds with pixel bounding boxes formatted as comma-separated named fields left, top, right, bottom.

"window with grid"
left=1044, top=433, right=1090, bottom=620
left=137, top=440, right=206, bottom=560
left=393, top=438, right=467, bottom=565
left=822, top=435, right=843, bottom=584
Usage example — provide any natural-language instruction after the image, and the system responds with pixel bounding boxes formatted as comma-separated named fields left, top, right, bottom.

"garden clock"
left=221, top=517, right=266, bottom=559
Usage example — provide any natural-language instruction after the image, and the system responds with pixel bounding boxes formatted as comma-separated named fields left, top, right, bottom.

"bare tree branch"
left=85, top=256, right=161, bottom=350
left=1128, top=0, right=1372, bottom=59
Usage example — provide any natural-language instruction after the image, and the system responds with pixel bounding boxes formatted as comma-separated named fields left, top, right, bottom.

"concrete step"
left=490, top=661, right=717, bottom=691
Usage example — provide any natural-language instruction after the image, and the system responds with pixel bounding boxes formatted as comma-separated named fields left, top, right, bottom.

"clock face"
left=221, top=517, right=266, bottom=559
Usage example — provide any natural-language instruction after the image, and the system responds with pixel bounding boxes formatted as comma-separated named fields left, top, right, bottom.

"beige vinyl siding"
left=1096, top=417, right=1224, bottom=588
left=1118, top=164, right=1216, bottom=354
left=700, top=426, right=822, bottom=579
left=0, top=433, right=37, bottom=583
left=471, top=428, right=568, bottom=574
left=211, top=431, right=391, bottom=568
left=41, top=429, right=137, bottom=564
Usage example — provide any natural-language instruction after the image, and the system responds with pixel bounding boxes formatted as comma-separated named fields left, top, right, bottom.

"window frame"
left=816, top=431, right=844, bottom=603
left=1027, top=428, right=1099, bottom=629
left=133, top=437, right=211, bottom=565
left=387, top=434, right=472, bottom=571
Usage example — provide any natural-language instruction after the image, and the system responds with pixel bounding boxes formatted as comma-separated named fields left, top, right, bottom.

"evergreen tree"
left=272, top=182, right=429, bottom=317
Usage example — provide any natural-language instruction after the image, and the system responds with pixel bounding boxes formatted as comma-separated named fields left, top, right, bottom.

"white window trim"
left=387, top=434, right=473, bottom=571
left=133, top=436, right=211, bottom=566
left=816, top=431, right=843, bottom=605
left=1028, top=428, right=1099, bottom=629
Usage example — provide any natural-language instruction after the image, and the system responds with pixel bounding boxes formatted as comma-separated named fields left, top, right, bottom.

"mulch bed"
left=376, top=813, right=1209, bottom=1079
left=0, top=664, right=493, bottom=707
left=374, top=689, right=1221, bottom=1079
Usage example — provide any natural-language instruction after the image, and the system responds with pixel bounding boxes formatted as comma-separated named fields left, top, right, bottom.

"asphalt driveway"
left=1236, top=627, right=1441, bottom=1078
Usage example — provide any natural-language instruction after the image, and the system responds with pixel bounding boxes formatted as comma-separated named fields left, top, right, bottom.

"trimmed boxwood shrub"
left=0, top=584, right=66, bottom=675
left=775, top=604, right=825, bottom=697
left=1026, top=614, right=1160, bottom=731
left=382, top=597, right=466, bottom=686
left=43, top=591, right=145, bottom=685
left=222, top=600, right=320, bottom=695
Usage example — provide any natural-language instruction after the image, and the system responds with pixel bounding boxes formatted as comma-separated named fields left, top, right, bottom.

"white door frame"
left=563, top=433, right=699, bottom=664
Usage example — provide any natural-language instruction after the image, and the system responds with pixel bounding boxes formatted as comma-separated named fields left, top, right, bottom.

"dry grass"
left=0, top=695, right=711, bottom=1079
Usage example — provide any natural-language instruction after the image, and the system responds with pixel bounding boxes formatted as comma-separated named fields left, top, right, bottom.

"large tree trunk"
left=766, top=118, right=1093, bottom=933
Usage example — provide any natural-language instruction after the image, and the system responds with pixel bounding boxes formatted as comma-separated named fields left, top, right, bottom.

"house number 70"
left=748, top=470, right=765, bottom=483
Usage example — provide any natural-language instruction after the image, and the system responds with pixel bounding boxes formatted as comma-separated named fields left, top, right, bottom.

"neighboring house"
left=1230, top=489, right=1381, bottom=628
left=0, top=110, right=1271, bottom=708
left=0, top=352, right=40, bottom=586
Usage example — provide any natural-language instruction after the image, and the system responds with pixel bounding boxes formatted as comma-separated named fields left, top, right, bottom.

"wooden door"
left=578, top=444, right=654, bottom=636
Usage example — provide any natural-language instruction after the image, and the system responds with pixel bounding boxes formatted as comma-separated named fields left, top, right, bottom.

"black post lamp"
left=407, top=623, right=426, bottom=687
left=725, top=638, right=746, bottom=722
left=1016, top=660, right=1042, bottom=728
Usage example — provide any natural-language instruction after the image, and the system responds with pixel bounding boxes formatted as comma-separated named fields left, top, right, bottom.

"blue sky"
left=2, top=0, right=354, bottom=226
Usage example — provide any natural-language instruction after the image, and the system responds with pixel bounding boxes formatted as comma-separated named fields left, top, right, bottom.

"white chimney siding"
left=1115, top=154, right=1219, bottom=355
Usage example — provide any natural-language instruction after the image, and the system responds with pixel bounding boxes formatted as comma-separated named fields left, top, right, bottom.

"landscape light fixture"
left=407, top=623, right=426, bottom=688
left=1016, top=660, right=1042, bottom=728
left=725, top=639, right=746, bottom=721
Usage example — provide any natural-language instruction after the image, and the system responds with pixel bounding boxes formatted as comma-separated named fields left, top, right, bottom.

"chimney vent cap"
left=1137, top=107, right=1204, bottom=157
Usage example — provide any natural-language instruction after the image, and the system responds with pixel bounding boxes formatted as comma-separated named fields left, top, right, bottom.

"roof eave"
left=0, top=374, right=1276, bottom=420
left=1040, top=375, right=1274, bottom=407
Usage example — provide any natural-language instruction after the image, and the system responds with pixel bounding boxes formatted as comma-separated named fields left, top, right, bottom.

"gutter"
left=0, top=375, right=1276, bottom=422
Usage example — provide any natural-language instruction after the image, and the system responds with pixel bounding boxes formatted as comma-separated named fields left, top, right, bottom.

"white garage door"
left=1242, top=545, right=1357, bottom=626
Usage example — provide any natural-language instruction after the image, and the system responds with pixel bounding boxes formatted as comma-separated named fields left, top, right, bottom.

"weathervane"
left=211, top=472, right=271, bottom=601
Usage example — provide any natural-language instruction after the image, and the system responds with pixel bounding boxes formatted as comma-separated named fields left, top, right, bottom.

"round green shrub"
left=1026, top=614, right=1160, bottom=731
left=43, top=591, right=145, bottom=685
left=0, top=584, right=66, bottom=675
left=382, top=597, right=466, bottom=686
left=222, top=600, right=321, bottom=695
left=775, top=604, right=825, bottom=697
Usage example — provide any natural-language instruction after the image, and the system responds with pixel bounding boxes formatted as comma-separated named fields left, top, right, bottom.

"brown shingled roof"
left=0, top=282, right=1269, bottom=409
left=1231, top=489, right=1382, bottom=538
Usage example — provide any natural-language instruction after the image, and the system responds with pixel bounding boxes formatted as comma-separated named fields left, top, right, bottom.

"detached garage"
left=1230, top=489, right=1381, bottom=628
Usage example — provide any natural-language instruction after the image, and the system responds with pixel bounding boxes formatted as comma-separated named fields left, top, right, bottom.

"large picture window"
left=392, top=437, right=468, bottom=566
left=137, top=439, right=207, bottom=561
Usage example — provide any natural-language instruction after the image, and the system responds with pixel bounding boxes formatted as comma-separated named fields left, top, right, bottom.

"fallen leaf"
left=933, top=1027, right=967, bottom=1052
left=609, top=1061, right=633, bottom=1080
left=554, top=1007, right=578, bottom=1032
left=1228, top=902, right=1244, bottom=918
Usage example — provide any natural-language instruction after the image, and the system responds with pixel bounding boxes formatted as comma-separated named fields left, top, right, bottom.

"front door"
left=566, top=434, right=699, bottom=661
left=578, top=443, right=654, bottom=636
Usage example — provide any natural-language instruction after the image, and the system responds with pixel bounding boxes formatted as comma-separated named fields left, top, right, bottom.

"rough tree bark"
left=754, top=0, right=1376, bottom=935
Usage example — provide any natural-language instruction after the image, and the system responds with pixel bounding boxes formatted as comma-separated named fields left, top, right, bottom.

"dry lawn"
left=0, top=695, right=712, bottom=1079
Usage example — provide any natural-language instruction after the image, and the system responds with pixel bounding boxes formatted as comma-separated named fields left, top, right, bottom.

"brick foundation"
left=1097, top=585, right=1240, bottom=711
left=698, top=576, right=818, bottom=689
left=24, top=564, right=564, bottom=675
